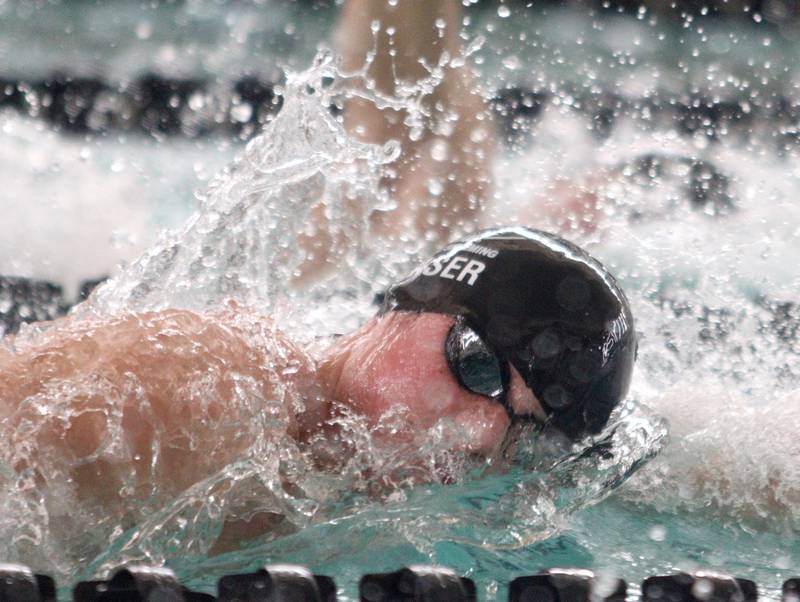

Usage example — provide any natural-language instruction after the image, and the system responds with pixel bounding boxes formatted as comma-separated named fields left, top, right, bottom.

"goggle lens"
left=445, top=319, right=505, bottom=400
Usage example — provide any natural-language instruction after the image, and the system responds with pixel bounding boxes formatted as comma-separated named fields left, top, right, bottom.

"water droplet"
left=188, top=92, right=205, bottom=111
left=409, top=127, right=424, bottom=142
left=593, top=573, right=621, bottom=598
left=497, top=5, right=511, bottom=18
left=692, top=579, right=714, bottom=601
left=450, top=56, right=465, bottom=68
left=430, top=139, right=450, bottom=162
left=282, top=363, right=300, bottom=376
left=231, top=103, right=253, bottom=123
left=470, top=128, right=488, bottom=143
left=382, top=139, right=401, bottom=163
left=502, top=55, right=521, bottom=70
left=427, top=178, right=444, bottom=196
left=776, top=556, right=792, bottom=570
left=135, top=21, right=152, bottom=40
left=648, top=525, right=667, bottom=541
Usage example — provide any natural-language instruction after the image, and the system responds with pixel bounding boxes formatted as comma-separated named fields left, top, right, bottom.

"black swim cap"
left=380, top=227, right=636, bottom=439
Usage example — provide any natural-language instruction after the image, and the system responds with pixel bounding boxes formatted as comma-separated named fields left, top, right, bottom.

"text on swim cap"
left=422, top=255, right=486, bottom=285
left=464, top=243, right=499, bottom=259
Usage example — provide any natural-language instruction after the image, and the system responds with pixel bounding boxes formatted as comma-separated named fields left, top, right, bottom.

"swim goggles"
left=445, top=316, right=540, bottom=425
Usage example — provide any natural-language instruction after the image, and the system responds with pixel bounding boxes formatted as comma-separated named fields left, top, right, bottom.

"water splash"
left=1, top=52, right=669, bottom=586
left=491, top=98, right=800, bottom=536
left=90, top=400, right=665, bottom=591
left=3, top=44, right=767, bottom=593
left=80, top=52, right=398, bottom=318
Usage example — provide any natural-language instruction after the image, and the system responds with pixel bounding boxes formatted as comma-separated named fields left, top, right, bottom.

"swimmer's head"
left=380, top=226, right=637, bottom=440
left=325, top=311, right=516, bottom=457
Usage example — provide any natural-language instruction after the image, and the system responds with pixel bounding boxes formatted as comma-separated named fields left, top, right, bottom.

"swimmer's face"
left=325, top=312, right=546, bottom=456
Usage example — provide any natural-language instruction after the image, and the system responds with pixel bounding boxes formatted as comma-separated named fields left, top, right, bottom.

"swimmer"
left=0, top=227, right=636, bottom=551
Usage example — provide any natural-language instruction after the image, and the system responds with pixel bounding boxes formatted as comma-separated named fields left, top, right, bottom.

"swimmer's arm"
left=291, top=0, right=494, bottom=285
left=337, top=0, right=495, bottom=238
left=0, top=309, right=324, bottom=517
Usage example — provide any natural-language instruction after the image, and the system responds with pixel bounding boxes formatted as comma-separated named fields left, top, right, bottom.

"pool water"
left=1, top=1, right=800, bottom=600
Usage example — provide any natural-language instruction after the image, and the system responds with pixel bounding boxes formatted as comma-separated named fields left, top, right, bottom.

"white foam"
left=489, top=98, right=800, bottom=533
left=0, top=113, right=153, bottom=298
left=621, top=382, right=800, bottom=531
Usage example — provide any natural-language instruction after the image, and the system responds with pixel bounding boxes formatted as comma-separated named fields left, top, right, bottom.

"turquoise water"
left=177, top=500, right=799, bottom=601
left=1, top=2, right=800, bottom=600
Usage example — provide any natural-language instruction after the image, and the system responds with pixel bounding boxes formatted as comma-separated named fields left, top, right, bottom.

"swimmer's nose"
left=506, top=366, right=548, bottom=423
